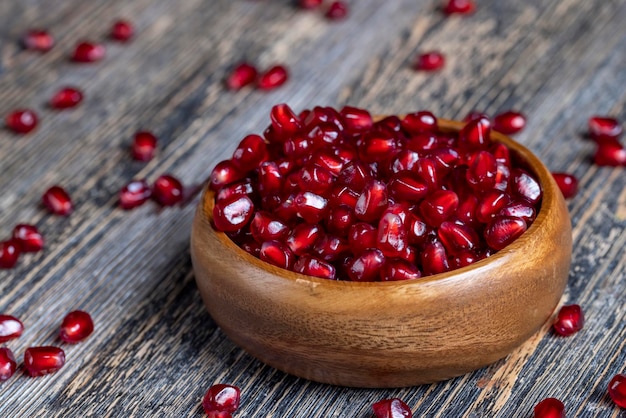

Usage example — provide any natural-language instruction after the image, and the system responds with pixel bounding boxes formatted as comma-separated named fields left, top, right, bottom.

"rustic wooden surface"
left=0, top=0, right=624, bottom=416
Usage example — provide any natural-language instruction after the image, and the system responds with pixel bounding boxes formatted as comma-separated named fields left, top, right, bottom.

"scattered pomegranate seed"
left=71, top=41, right=106, bottom=62
left=131, top=131, right=158, bottom=161
left=152, top=174, right=184, bottom=206
left=533, top=397, right=565, bottom=418
left=23, top=346, right=65, bottom=377
left=493, top=111, right=526, bottom=134
left=226, top=62, right=258, bottom=90
left=608, top=374, right=626, bottom=408
left=372, top=398, right=413, bottom=418
left=593, top=140, right=626, bottom=166
left=551, top=172, right=578, bottom=199
left=22, top=29, right=54, bottom=52
left=588, top=116, right=622, bottom=142
left=50, top=87, right=83, bottom=109
left=326, top=1, right=349, bottom=20
left=0, top=240, right=21, bottom=269
left=59, top=310, right=94, bottom=343
left=0, top=347, right=17, bottom=381
left=414, top=51, right=445, bottom=71
left=5, top=109, right=38, bottom=134
left=442, top=0, right=476, bottom=15
left=119, top=180, right=152, bottom=209
left=42, top=185, right=73, bottom=216
left=0, top=315, right=24, bottom=343
left=110, top=19, right=134, bottom=41
left=553, top=304, right=584, bottom=336
left=299, top=0, right=323, bottom=9
left=257, top=65, right=289, bottom=90
left=12, top=224, right=44, bottom=252
left=206, top=412, right=232, bottom=418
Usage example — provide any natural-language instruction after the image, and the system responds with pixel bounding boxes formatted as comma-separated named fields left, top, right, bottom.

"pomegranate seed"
left=271, top=103, right=303, bottom=136
left=438, top=221, right=479, bottom=253
left=402, top=111, right=437, bottom=134
left=202, top=383, right=241, bottom=414
left=588, top=116, right=622, bottom=142
left=294, top=191, right=328, bottom=223
left=258, top=65, right=288, bottom=90
left=419, top=190, right=459, bottom=227
left=484, top=216, right=527, bottom=250
left=459, top=117, right=491, bottom=149
left=12, top=224, right=44, bottom=252
left=340, top=106, right=373, bottom=134
left=354, top=179, right=388, bottom=223
left=551, top=172, right=578, bottom=199
left=337, top=161, right=373, bottom=192
left=608, top=374, right=626, bottom=408
left=22, top=29, right=54, bottom=52
left=206, top=412, right=232, bottom=418
left=414, top=52, right=445, bottom=71
left=24, top=346, right=65, bottom=377
left=313, top=234, right=350, bottom=261
left=388, top=171, right=429, bottom=202
left=49, top=87, right=83, bottom=109
left=359, top=130, right=398, bottom=163
left=240, top=238, right=261, bottom=257
left=325, top=205, right=355, bottom=237
left=533, top=397, right=565, bottom=418
left=232, top=134, right=269, bottom=171
left=250, top=212, right=289, bottom=243
left=372, top=398, right=413, bottom=418
left=493, top=111, right=526, bottom=134
left=477, top=190, right=511, bottom=223
left=131, top=131, right=158, bottom=161
left=71, top=41, right=106, bottom=62
left=466, top=150, right=497, bottom=192
left=451, top=249, right=483, bottom=268
left=348, top=249, right=385, bottom=282
left=381, top=259, right=421, bottom=282
left=377, top=204, right=409, bottom=258
left=348, top=222, right=378, bottom=254
left=299, top=0, right=323, bottom=9
left=152, top=174, right=184, bottom=206
left=209, top=160, right=244, bottom=192
left=421, top=240, right=450, bottom=275
left=464, top=111, right=490, bottom=124
left=414, top=157, right=441, bottom=190
left=110, top=19, right=134, bottom=41
left=59, top=310, right=94, bottom=343
left=455, top=194, right=478, bottom=226
left=294, top=255, right=336, bottom=279
left=325, top=1, right=348, bottom=20
left=311, top=150, right=344, bottom=175
left=260, top=240, right=294, bottom=269
left=443, top=0, right=475, bottom=15
left=389, top=150, right=420, bottom=173
left=593, top=140, right=626, bottom=166
left=553, top=304, right=584, bottom=336
left=213, top=195, right=255, bottom=232
left=499, top=201, right=536, bottom=223
left=0, top=240, right=21, bottom=269
left=0, top=315, right=24, bottom=343
left=0, top=347, right=17, bottom=381
left=5, top=109, right=38, bottom=134
left=119, top=179, right=152, bottom=210
left=512, top=169, right=542, bottom=205
left=286, top=223, right=323, bottom=255
left=226, top=62, right=258, bottom=90
left=42, top=186, right=73, bottom=216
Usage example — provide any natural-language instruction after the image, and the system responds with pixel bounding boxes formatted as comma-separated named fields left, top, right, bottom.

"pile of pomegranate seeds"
left=42, top=185, right=73, bottom=216
left=202, top=384, right=241, bottom=417
left=609, top=374, right=626, bottom=408
left=110, top=19, right=134, bottom=42
left=210, top=104, right=543, bottom=281
left=226, top=63, right=288, bottom=91
left=533, top=397, right=565, bottom=418
left=372, top=398, right=413, bottom=418
left=22, top=29, right=55, bottom=52
left=414, top=51, right=445, bottom=71
left=50, top=87, right=83, bottom=109
left=442, top=0, right=476, bottom=15
left=553, top=304, right=584, bottom=336
left=5, top=109, right=38, bottom=134
left=587, top=115, right=626, bottom=166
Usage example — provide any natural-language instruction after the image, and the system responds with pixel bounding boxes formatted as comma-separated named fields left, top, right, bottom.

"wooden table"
left=1, top=0, right=625, bottom=416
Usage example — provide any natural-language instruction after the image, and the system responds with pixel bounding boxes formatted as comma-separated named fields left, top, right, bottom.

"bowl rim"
left=199, top=117, right=558, bottom=288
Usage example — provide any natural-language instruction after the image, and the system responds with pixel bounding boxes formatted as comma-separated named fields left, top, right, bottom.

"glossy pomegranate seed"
left=42, top=186, right=73, bottom=216
left=294, top=255, right=336, bottom=279
left=0, top=347, right=17, bottom=382
left=12, top=224, right=44, bottom=252
left=202, top=384, right=241, bottom=414
left=59, top=310, right=94, bottom=343
left=226, top=62, right=258, bottom=90
left=209, top=160, right=244, bottom=192
left=271, top=103, right=302, bottom=136
left=450, top=249, right=483, bottom=268
left=260, top=240, right=294, bottom=269
left=337, top=161, right=373, bottom=192
left=419, top=190, right=459, bottom=227
left=588, top=116, right=622, bottom=142
left=299, top=0, right=323, bottom=9
left=24, top=346, right=65, bottom=377
left=359, top=131, right=398, bottom=163
left=421, top=240, right=450, bottom=275
left=131, top=131, right=158, bottom=161
left=414, top=157, right=441, bottom=190
left=459, top=116, right=491, bottom=149
left=119, top=179, right=152, bottom=209
left=533, top=397, right=565, bottom=418
left=372, top=398, right=413, bottom=418
left=286, top=224, right=323, bottom=255
left=493, top=111, right=526, bottom=134
left=232, top=134, right=268, bottom=171
left=438, top=221, right=479, bottom=253
left=340, top=106, right=373, bottom=134
left=5, top=109, right=38, bottom=134
left=71, top=41, right=106, bottom=62
left=294, top=191, right=328, bottom=223
left=381, top=259, right=421, bottom=282
left=593, top=140, right=626, bottom=166
left=401, top=111, right=437, bottom=134
left=0, top=315, right=24, bottom=343
left=206, top=412, right=232, bottom=418
left=484, top=216, right=527, bottom=250
left=414, top=52, right=445, bottom=71
left=348, top=222, right=378, bottom=254
left=325, top=205, right=355, bottom=237
left=464, top=111, right=490, bottom=124
left=326, top=1, right=348, bottom=20
left=110, top=19, right=134, bottom=41
left=250, top=212, right=289, bottom=243
left=258, top=65, right=288, bottom=90
left=50, top=87, right=83, bottom=109
left=22, top=29, right=54, bottom=52
left=443, top=0, right=475, bottom=15
left=354, top=180, right=388, bottom=222
left=466, top=150, right=497, bottom=191
left=0, top=239, right=20, bottom=269
left=477, top=190, right=511, bottom=223
left=551, top=172, right=578, bottom=199
left=152, top=174, right=184, bottom=206
left=388, top=171, right=429, bottom=202
left=553, top=304, right=584, bottom=336
left=608, top=374, right=626, bottom=408
left=512, top=169, right=542, bottom=205
left=213, top=195, right=255, bottom=232
left=348, top=249, right=386, bottom=282
left=499, top=201, right=536, bottom=223
left=313, top=235, right=349, bottom=261
left=377, top=204, right=409, bottom=258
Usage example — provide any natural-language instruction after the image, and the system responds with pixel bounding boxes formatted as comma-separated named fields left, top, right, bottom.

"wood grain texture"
left=0, top=0, right=624, bottom=416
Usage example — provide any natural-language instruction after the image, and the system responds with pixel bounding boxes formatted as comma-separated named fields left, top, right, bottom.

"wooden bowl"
left=190, top=118, right=572, bottom=388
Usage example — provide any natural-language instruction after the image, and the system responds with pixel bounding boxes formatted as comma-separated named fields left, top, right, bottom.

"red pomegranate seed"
left=354, top=179, right=388, bottom=222
left=348, top=222, right=378, bottom=254
left=464, top=111, right=490, bottom=125
left=286, top=223, right=323, bottom=255
left=372, top=398, right=413, bottom=418
left=414, top=52, right=445, bottom=71
left=250, top=212, right=289, bottom=243
left=593, top=140, right=626, bottom=166
left=50, top=87, right=83, bottom=109
left=152, top=174, right=184, bottom=206
left=294, top=191, right=328, bottom=223
left=337, top=161, right=373, bottom=192
left=377, top=204, right=409, bottom=258
left=325, top=1, right=349, bottom=20
left=533, top=397, right=565, bottom=418
left=260, top=240, right=294, bottom=269
left=71, top=41, right=106, bottom=62
left=477, top=190, right=511, bottom=223
left=110, top=19, right=134, bottom=41
left=388, top=171, right=429, bottom=202
left=455, top=194, right=478, bottom=226
left=381, top=259, right=421, bottom=282
left=466, top=150, right=497, bottom=191
left=22, top=29, right=54, bottom=52
left=0, top=347, right=17, bottom=381
left=226, top=62, right=258, bottom=90
left=340, top=106, right=373, bottom=134
left=499, top=201, right=536, bottom=223
left=206, top=412, right=232, bottom=418
left=459, top=116, right=491, bottom=149
left=608, top=374, right=626, bottom=408
left=484, top=216, right=527, bottom=250
left=348, top=249, right=386, bottom=282
left=0, top=315, right=24, bottom=343
left=258, top=65, right=288, bottom=90
left=12, top=224, right=44, bottom=252
left=325, top=205, right=355, bottom=237
left=24, top=346, right=65, bottom=377
left=131, top=131, right=158, bottom=161
left=493, top=111, right=526, bottom=134
left=213, top=195, right=255, bottom=232
left=202, top=383, right=241, bottom=414
left=588, top=116, right=623, bottom=142
left=551, top=172, right=578, bottom=199
left=232, top=134, right=269, bottom=171
left=313, top=235, right=350, bottom=261
left=451, top=249, right=483, bottom=268
left=512, top=169, right=542, bottom=205
left=42, top=186, right=73, bottom=216
left=402, top=111, right=437, bottom=134
left=359, top=131, right=398, bottom=163
left=119, top=179, right=152, bottom=209
left=443, top=0, right=475, bottom=15
left=216, top=180, right=254, bottom=204
left=299, top=0, right=323, bottom=9
left=438, top=221, right=479, bottom=253
left=553, top=304, right=584, bottom=336
left=0, top=240, right=21, bottom=269
left=294, top=255, right=336, bottom=279
left=271, top=103, right=303, bottom=136
left=59, top=310, right=94, bottom=343
left=209, top=160, right=244, bottom=192
left=419, top=190, right=459, bottom=227
left=5, top=109, right=38, bottom=134
left=421, top=240, right=450, bottom=275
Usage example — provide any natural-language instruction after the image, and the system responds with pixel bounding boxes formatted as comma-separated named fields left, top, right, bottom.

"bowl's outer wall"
left=190, top=119, right=573, bottom=387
